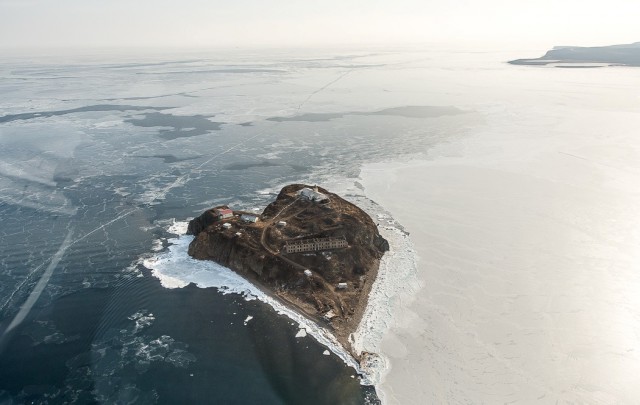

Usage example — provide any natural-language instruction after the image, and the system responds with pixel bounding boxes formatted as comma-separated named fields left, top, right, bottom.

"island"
left=186, top=184, right=389, bottom=354
left=509, top=42, right=640, bottom=67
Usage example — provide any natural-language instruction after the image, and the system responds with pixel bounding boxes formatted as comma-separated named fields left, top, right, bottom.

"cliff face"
left=188, top=231, right=275, bottom=277
left=186, top=209, right=218, bottom=236
left=509, top=42, right=640, bottom=67
left=186, top=184, right=388, bottom=350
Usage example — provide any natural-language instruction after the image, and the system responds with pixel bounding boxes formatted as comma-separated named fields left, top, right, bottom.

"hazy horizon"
left=2, top=0, right=639, bottom=51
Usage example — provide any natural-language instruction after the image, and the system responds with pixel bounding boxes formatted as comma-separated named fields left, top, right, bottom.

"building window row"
left=283, top=237, right=348, bottom=254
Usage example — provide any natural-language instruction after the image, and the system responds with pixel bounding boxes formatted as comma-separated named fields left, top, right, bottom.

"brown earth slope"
left=187, top=184, right=389, bottom=354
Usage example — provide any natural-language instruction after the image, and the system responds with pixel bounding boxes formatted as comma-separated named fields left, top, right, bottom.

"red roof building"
left=213, top=208, right=233, bottom=219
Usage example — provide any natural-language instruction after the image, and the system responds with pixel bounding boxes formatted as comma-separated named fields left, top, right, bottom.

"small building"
left=303, top=269, right=313, bottom=277
left=213, top=208, right=233, bottom=220
left=240, top=214, right=259, bottom=223
left=337, top=282, right=348, bottom=290
left=277, top=221, right=287, bottom=227
left=222, top=223, right=232, bottom=229
left=235, top=232, right=242, bottom=237
left=297, top=187, right=329, bottom=203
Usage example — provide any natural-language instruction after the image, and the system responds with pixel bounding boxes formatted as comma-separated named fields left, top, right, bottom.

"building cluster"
left=212, top=207, right=261, bottom=225
left=283, top=236, right=348, bottom=254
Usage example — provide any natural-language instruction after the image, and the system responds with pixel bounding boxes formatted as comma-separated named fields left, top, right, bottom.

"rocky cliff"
left=187, top=184, right=389, bottom=351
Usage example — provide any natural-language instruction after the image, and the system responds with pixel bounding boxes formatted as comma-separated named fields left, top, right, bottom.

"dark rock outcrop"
left=187, top=184, right=388, bottom=352
left=187, top=209, right=220, bottom=236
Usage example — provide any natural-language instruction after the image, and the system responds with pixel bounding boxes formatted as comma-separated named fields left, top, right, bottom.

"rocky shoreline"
left=186, top=184, right=389, bottom=357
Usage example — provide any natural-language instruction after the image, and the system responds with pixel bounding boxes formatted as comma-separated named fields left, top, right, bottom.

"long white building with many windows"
left=283, top=236, right=348, bottom=254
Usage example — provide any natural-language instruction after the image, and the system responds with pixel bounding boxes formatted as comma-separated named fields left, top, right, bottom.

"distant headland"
left=186, top=184, right=389, bottom=356
left=509, top=42, right=640, bottom=68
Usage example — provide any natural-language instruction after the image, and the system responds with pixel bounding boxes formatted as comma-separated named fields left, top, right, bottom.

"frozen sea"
left=1, top=46, right=639, bottom=404
left=0, top=48, right=449, bottom=404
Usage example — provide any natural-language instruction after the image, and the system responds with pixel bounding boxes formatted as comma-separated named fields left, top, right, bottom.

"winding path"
left=258, top=197, right=345, bottom=315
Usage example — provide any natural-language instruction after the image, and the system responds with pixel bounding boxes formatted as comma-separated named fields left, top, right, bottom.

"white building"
left=297, top=187, right=329, bottom=203
left=222, top=223, right=232, bottom=229
left=240, top=214, right=259, bottom=223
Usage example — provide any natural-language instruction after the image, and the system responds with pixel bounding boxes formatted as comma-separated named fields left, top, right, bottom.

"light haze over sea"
left=1, top=46, right=639, bottom=404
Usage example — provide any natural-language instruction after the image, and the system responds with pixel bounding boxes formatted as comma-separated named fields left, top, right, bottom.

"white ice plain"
left=359, top=71, right=640, bottom=403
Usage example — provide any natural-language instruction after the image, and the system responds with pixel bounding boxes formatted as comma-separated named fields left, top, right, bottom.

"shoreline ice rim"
left=315, top=176, right=422, bottom=397
left=141, top=185, right=420, bottom=392
left=143, top=220, right=366, bottom=380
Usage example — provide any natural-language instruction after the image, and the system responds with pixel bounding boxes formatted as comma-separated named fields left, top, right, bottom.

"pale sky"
left=1, top=0, right=639, bottom=50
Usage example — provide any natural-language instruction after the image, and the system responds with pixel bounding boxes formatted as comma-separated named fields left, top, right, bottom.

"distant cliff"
left=187, top=184, right=389, bottom=354
left=509, top=42, right=640, bottom=67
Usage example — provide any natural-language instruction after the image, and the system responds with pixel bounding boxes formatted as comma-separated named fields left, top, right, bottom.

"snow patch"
left=167, top=220, right=189, bottom=235
left=151, top=239, right=163, bottom=252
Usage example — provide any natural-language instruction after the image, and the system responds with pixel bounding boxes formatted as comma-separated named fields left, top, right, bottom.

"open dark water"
left=0, top=49, right=476, bottom=403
